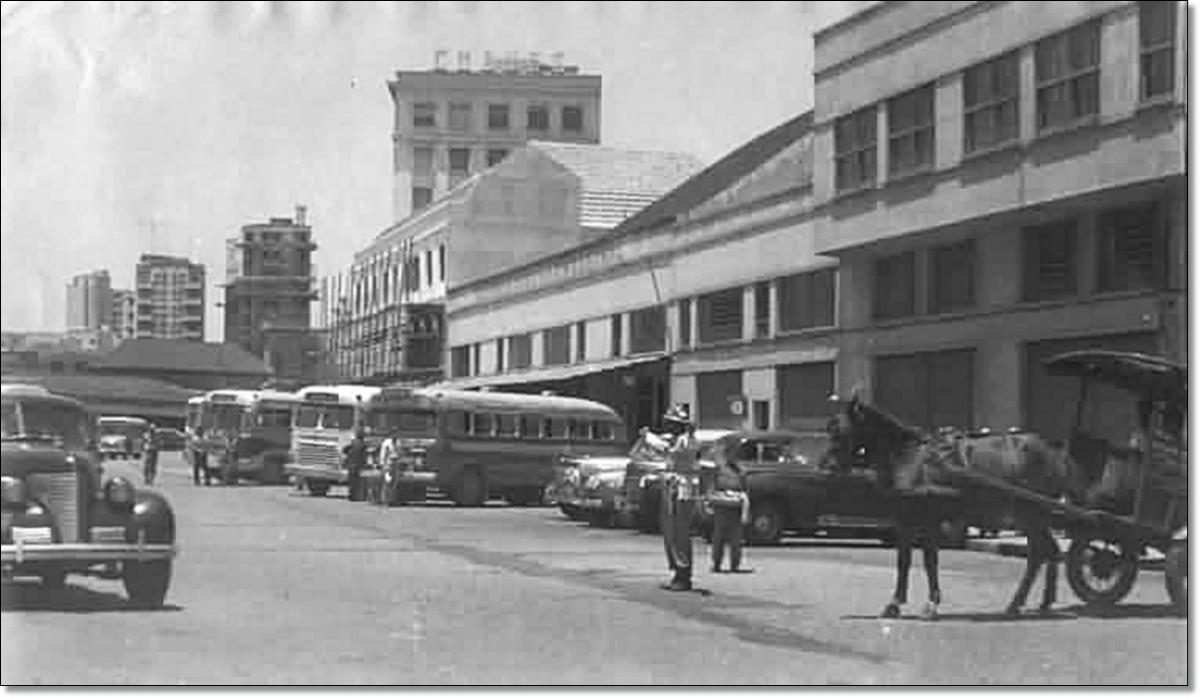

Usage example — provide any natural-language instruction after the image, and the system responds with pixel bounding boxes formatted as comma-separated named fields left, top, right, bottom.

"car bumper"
left=393, top=471, right=437, bottom=486
left=2, top=541, right=177, bottom=565
left=284, top=464, right=347, bottom=483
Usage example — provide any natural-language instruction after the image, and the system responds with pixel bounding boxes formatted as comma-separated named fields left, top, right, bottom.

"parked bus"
left=201, top=389, right=298, bottom=484
left=285, top=384, right=382, bottom=497
left=368, top=387, right=627, bottom=508
left=97, top=415, right=152, bottom=460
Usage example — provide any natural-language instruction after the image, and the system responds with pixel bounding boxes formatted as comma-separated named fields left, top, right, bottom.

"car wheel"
left=454, top=467, right=487, bottom=507
left=748, top=501, right=784, bottom=546
left=123, top=559, right=172, bottom=608
left=40, top=567, right=67, bottom=591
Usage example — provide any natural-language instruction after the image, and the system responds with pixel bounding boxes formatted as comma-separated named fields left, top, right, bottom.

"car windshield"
left=2, top=399, right=92, bottom=448
left=367, top=409, right=438, bottom=435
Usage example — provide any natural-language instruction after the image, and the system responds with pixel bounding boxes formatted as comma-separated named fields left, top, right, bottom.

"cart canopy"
left=1043, top=350, right=1186, bottom=406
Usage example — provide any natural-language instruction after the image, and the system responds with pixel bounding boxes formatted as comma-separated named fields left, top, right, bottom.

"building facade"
left=112, top=289, right=136, bottom=341
left=811, top=0, right=1187, bottom=441
left=65, top=270, right=113, bottom=331
left=388, top=58, right=601, bottom=222
left=327, top=141, right=703, bottom=385
left=134, top=254, right=206, bottom=341
left=223, top=206, right=319, bottom=387
left=441, top=113, right=831, bottom=437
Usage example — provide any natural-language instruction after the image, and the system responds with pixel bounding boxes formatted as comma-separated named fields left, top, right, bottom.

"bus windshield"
left=210, top=404, right=245, bottom=431
left=255, top=406, right=293, bottom=428
left=366, top=409, right=438, bottom=435
left=295, top=404, right=355, bottom=430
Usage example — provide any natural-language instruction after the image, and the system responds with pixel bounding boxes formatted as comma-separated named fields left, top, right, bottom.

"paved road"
left=2, top=454, right=1187, bottom=685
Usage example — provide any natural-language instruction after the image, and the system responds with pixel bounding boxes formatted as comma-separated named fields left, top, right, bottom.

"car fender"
left=1172, top=526, right=1187, bottom=542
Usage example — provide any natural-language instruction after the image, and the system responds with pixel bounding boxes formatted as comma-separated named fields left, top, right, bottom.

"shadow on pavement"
left=1, top=581, right=183, bottom=614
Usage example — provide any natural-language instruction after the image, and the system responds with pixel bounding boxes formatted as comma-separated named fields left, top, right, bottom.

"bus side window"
left=448, top=411, right=470, bottom=436
left=593, top=421, right=614, bottom=441
left=497, top=414, right=517, bottom=438
left=573, top=420, right=592, bottom=441
left=473, top=413, right=494, bottom=437
left=519, top=415, right=538, bottom=439
left=541, top=418, right=554, bottom=439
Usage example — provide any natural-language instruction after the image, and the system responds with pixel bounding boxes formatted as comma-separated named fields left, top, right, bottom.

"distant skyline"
left=1, top=0, right=871, bottom=338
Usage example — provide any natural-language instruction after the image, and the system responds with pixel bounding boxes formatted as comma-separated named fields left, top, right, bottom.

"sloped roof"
left=614, top=111, right=814, bottom=237
left=95, top=339, right=271, bottom=376
left=528, top=141, right=706, bottom=229
left=10, top=374, right=199, bottom=405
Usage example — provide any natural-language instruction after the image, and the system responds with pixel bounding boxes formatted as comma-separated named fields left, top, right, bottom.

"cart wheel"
left=1066, top=537, right=1139, bottom=609
left=1165, top=541, right=1187, bottom=617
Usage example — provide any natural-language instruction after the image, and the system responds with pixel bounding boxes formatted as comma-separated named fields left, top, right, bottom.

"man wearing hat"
left=659, top=404, right=699, bottom=592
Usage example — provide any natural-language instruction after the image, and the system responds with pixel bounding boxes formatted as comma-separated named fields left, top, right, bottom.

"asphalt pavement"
left=1, top=454, right=1187, bottom=686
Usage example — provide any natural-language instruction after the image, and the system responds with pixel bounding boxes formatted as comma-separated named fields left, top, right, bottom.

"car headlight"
left=104, top=476, right=136, bottom=508
left=1, top=476, right=26, bottom=508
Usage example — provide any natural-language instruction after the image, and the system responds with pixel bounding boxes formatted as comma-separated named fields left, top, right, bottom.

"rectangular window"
left=1096, top=201, right=1167, bottom=293
left=448, top=148, right=470, bottom=175
left=425, top=250, right=434, bottom=286
left=509, top=333, right=532, bottom=370
left=929, top=240, right=976, bottom=314
left=752, top=400, right=770, bottom=431
left=438, top=244, right=446, bottom=282
left=412, top=187, right=433, bottom=211
left=413, top=147, right=434, bottom=176
left=678, top=298, right=692, bottom=349
left=1140, top=1, right=1176, bottom=101
left=486, top=149, right=509, bottom=167
left=448, top=102, right=472, bottom=132
left=450, top=345, right=469, bottom=378
left=888, top=84, right=935, bottom=176
left=753, top=281, right=771, bottom=338
left=561, top=105, right=584, bottom=132
left=1036, top=21, right=1101, bottom=132
left=543, top=325, right=571, bottom=366
left=413, top=102, right=436, bottom=128
left=527, top=104, right=549, bottom=131
left=472, top=412, right=494, bottom=436
left=1022, top=219, right=1078, bottom=302
left=592, top=421, right=615, bottom=441
left=496, top=414, right=518, bottom=437
left=495, top=337, right=506, bottom=373
left=629, top=306, right=666, bottom=354
left=698, top=287, right=744, bottom=344
left=488, top=103, right=510, bottom=131
left=777, top=268, right=835, bottom=331
left=542, top=418, right=567, bottom=439
left=835, top=106, right=877, bottom=192
left=472, top=343, right=481, bottom=376
left=778, top=362, right=836, bottom=428
left=575, top=321, right=587, bottom=362
left=872, top=252, right=917, bottom=321
left=875, top=349, right=975, bottom=432
left=964, top=52, right=1020, bottom=154
left=518, top=415, right=537, bottom=438
left=610, top=314, right=623, bottom=357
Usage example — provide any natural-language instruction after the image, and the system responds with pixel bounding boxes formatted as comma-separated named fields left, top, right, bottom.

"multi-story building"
left=134, top=254, right=206, bottom=341
left=112, top=289, right=136, bottom=341
left=388, top=55, right=601, bottom=222
left=439, top=112, right=826, bottom=436
left=330, top=140, right=704, bottom=385
left=811, top=0, right=1187, bottom=442
left=65, top=270, right=113, bottom=331
left=223, top=206, right=319, bottom=386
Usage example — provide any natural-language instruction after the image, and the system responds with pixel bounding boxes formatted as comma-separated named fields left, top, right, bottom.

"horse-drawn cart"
left=945, top=350, right=1186, bottom=614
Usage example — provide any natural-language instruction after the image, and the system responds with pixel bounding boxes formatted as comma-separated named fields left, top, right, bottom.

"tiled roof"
left=529, top=141, right=706, bottom=229
left=95, top=339, right=271, bottom=376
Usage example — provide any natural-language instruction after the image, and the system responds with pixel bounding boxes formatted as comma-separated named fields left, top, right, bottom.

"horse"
left=829, top=394, right=1093, bottom=620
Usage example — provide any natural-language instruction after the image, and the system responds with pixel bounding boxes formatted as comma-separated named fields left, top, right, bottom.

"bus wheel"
left=454, top=468, right=487, bottom=507
left=507, top=488, right=542, bottom=507
left=307, top=480, right=330, bottom=497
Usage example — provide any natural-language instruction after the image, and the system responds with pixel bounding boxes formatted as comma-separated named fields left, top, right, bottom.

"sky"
left=1, top=0, right=871, bottom=340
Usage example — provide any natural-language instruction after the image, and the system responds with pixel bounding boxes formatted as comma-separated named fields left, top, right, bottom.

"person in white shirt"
left=659, top=404, right=700, bottom=592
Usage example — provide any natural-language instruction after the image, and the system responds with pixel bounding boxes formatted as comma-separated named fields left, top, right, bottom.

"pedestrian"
left=377, top=426, right=402, bottom=504
left=659, top=404, right=699, bottom=592
left=221, top=431, right=239, bottom=486
left=142, top=427, right=159, bottom=487
left=345, top=424, right=368, bottom=502
left=707, top=448, right=750, bottom=574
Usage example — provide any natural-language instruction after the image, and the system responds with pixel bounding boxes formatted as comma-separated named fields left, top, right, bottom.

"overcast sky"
left=2, top=0, right=870, bottom=339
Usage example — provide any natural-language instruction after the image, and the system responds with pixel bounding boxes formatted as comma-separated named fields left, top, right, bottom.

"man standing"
left=707, top=448, right=750, bottom=573
left=142, top=427, right=159, bottom=487
left=659, top=404, right=699, bottom=592
left=345, top=425, right=368, bottom=502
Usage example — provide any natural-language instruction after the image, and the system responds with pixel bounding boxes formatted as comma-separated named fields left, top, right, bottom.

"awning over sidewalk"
left=432, top=353, right=668, bottom=391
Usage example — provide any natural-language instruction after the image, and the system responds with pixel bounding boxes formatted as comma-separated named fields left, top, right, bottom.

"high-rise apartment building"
left=388, top=53, right=601, bottom=222
left=65, top=270, right=113, bottom=331
left=223, top=206, right=319, bottom=384
left=112, top=290, right=137, bottom=341
left=134, top=254, right=206, bottom=341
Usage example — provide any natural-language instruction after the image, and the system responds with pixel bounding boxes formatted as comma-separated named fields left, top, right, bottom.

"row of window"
left=412, top=146, right=510, bottom=177
left=872, top=198, right=1170, bottom=321
left=342, top=244, right=448, bottom=318
left=835, top=3, right=1177, bottom=192
left=447, top=411, right=617, bottom=441
left=412, top=102, right=586, bottom=134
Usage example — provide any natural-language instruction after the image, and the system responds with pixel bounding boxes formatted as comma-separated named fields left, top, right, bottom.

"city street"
left=1, top=454, right=1187, bottom=686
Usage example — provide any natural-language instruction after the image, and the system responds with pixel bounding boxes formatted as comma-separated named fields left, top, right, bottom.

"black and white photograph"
left=0, top=0, right=1190, bottom=686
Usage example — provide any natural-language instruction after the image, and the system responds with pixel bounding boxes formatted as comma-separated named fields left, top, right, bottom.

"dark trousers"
left=711, top=505, right=745, bottom=571
left=192, top=450, right=210, bottom=485
left=347, top=468, right=363, bottom=501
left=662, top=496, right=694, bottom=580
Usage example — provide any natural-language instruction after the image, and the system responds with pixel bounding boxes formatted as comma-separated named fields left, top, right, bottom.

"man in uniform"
left=659, top=404, right=699, bottom=592
left=344, top=425, right=368, bottom=502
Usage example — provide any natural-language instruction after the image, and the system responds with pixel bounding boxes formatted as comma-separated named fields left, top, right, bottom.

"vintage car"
left=624, top=429, right=734, bottom=533
left=97, top=416, right=151, bottom=460
left=565, top=453, right=639, bottom=528
left=1, top=384, right=177, bottom=607
left=696, top=429, right=968, bottom=547
left=547, top=453, right=623, bottom=522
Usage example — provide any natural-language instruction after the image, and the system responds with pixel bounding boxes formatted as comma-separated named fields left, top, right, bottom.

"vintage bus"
left=369, top=387, right=627, bottom=507
left=97, top=416, right=152, bottom=460
left=201, top=389, right=298, bottom=484
left=285, top=385, right=382, bottom=496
